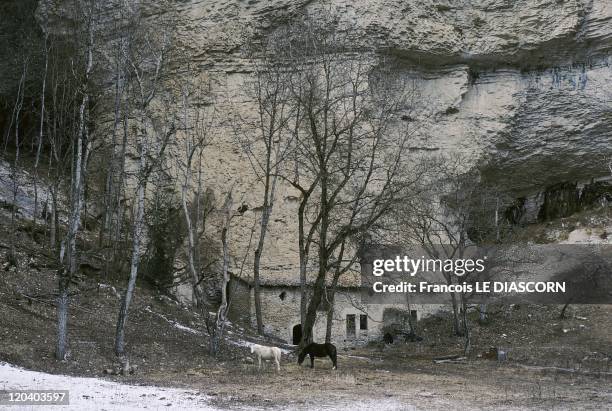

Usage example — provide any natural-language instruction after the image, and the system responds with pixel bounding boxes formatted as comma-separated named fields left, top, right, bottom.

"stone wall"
left=227, top=278, right=252, bottom=325
left=242, top=283, right=443, bottom=346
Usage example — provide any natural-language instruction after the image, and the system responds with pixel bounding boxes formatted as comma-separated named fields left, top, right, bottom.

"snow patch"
left=142, top=307, right=290, bottom=354
left=559, top=226, right=612, bottom=244
left=144, top=306, right=201, bottom=335
left=0, top=362, right=218, bottom=410
left=0, top=362, right=416, bottom=410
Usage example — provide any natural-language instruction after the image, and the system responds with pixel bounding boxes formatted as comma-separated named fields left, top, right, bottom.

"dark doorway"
left=292, top=324, right=302, bottom=345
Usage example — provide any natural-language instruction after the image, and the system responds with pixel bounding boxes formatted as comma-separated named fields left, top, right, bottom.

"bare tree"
left=395, top=155, right=476, bottom=337
left=206, top=187, right=234, bottom=355
left=394, top=152, right=513, bottom=351
left=178, top=79, right=215, bottom=309
left=56, top=0, right=98, bottom=360
left=234, top=34, right=295, bottom=335
left=9, top=59, right=28, bottom=239
left=45, top=43, right=72, bottom=251
left=271, top=15, right=421, bottom=346
left=99, top=4, right=131, bottom=251
left=114, top=18, right=176, bottom=357
left=33, top=0, right=50, bottom=228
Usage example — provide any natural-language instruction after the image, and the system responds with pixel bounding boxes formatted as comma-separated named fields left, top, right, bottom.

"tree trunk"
left=302, top=188, right=328, bottom=346
left=11, top=61, right=26, bottom=231
left=302, top=273, right=325, bottom=346
left=325, top=239, right=347, bottom=344
left=462, top=297, right=471, bottom=356
left=253, top=173, right=276, bottom=335
left=99, top=55, right=123, bottom=248
left=212, top=189, right=233, bottom=355
left=67, top=91, right=88, bottom=277
left=324, top=290, right=335, bottom=343
left=57, top=25, right=92, bottom=359
left=34, top=56, right=47, bottom=226
left=444, top=272, right=462, bottom=336
left=298, top=198, right=310, bottom=328
left=56, top=272, right=69, bottom=360
left=115, top=150, right=146, bottom=356
left=302, top=167, right=329, bottom=346
left=479, top=304, right=487, bottom=323
left=34, top=3, right=49, bottom=228
left=252, top=247, right=264, bottom=334
left=404, top=292, right=415, bottom=334
left=450, top=291, right=462, bottom=336
left=218, top=191, right=233, bottom=323
left=49, top=186, right=57, bottom=249
left=111, top=102, right=130, bottom=265
left=180, top=86, right=208, bottom=309
left=181, top=162, right=206, bottom=308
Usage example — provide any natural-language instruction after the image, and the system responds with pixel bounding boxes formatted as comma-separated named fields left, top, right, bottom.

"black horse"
left=297, top=343, right=337, bottom=370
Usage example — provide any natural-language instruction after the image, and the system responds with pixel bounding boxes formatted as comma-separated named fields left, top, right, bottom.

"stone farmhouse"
left=227, top=266, right=441, bottom=346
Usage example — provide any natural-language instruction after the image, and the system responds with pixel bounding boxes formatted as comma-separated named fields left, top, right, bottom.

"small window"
left=346, top=314, right=356, bottom=338
left=278, top=291, right=286, bottom=301
left=410, top=310, right=417, bottom=321
left=359, top=314, right=368, bottom=330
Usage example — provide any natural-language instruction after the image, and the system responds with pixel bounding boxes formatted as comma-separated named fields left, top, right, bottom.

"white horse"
left=250, top=344, right=281, bottom=371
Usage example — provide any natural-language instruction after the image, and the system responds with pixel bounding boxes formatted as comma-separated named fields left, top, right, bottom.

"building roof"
left=230, top=263, right=362, bottom=288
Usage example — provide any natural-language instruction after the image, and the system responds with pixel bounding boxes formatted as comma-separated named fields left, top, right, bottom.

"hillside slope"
left=1, top=202, right=611, bottom=409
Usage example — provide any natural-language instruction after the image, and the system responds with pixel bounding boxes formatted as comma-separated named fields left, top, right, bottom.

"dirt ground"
left=1, top=215, right=611, bottom=410
left=139, top=306, right=612, bottom=410
left=167, top=356, right=611, bottom=410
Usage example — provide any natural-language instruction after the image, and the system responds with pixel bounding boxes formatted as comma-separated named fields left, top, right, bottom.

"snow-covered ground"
left=143, top=306, right=201, bottom=335
left=144, top=306, right=293, bottom=354
left=0, top=362, right=416, bottom=411
left=0, top=362, right=220, bottom=410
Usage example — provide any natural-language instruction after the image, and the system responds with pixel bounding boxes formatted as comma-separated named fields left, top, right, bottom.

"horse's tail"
left=327, top=343, right=338, bottom=369
left=326, top=343, right=337, bottom=355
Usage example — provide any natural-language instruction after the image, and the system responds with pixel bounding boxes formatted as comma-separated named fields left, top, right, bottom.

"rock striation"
left=148, top=0, right=612, bottom=192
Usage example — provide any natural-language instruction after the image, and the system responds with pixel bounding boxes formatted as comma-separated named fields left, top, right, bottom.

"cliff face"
left=154, top=0, right=612, bottom=191
left=38, top=0, right=612, bottom=284
left=164, top=0, right=612, bottom=65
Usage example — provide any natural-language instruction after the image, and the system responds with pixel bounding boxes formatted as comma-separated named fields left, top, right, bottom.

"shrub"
left=142, top=189, right=186, bottom=290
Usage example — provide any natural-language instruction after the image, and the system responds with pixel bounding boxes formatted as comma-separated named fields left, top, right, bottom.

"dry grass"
left=1, top=214, right=611, bottom=409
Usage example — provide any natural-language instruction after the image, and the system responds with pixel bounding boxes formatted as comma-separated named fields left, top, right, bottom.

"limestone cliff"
left=36, top=0, right=612, bottom=288
left=133, top=0, right=612, bottom=190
